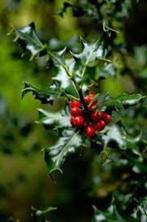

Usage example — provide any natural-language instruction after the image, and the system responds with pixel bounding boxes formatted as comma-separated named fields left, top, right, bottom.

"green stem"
left=47, top=50, right=72, bottom=78
left=70, top=78, right=92, bottom=122
left=47, top=49, right=81, bottom=98
left=78, top=88, right=92, bottom=123
left=47, top=48, right=90, bottom=119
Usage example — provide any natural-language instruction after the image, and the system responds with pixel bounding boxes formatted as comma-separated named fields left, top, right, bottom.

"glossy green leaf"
left=102, top=125, right=126, bottom=150
left=44, top=129, right=82, bottom=174
left=115, top=93, right=145, bottom=105
left=38, top=108, right=71, bottom=128
left=71, top=39, right=111, bottom=69
left=15, top=22, right=46, bottom=59
left=53, top=58, right=75, bottom=89
left=22, top=82, right=60, bottom=104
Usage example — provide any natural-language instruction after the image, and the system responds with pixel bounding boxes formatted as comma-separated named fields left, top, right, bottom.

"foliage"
left=5, top=0, right=147, bottom=221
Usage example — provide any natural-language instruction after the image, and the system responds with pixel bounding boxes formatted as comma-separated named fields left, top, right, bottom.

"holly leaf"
left=115, top=93, right=145, bottom=105
left=101, top=93, right=145, bottom=112
left=71, top=39, right=109, bottom=67
left=15, top=22, right=46, bottom=59
left=53, top=58, right=74, bottom=89
left=102, top=125, right=142, bottom=151
left=70, top=38, right=114, bottom=83
left=102, top=125, right=126, bottom=150
left=44, top=129, right=82, bottom=174
left=22, top=82, right=61, bottom=104
left=38, top=108, right=71, bottom=128
left=99, top=63, right=116, bottom=78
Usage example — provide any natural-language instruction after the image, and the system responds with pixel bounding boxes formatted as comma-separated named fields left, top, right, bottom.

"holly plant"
left=12, top=8, right=146, bottom=221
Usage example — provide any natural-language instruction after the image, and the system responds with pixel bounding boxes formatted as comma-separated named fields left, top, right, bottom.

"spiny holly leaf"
left=102, top=125, right=143, bottom=151
left=70, top=38, right=115, bottom=82
left=71, top=39, right=109, bottom=67
left=102, top=125, right=126, bottom=150
left=47, top=48, right=80, bottom=93
left=15, top=22, right=46, bottom=59
left=99, top=63, right=116, bottom=78
left=115, top=93, right=145, bottom=106
left=53, top=58, right=75, bottom=89
left=44, top=129, right=82, bottom=174
left=101, top=93, right=145, bottom=111
left=38, top=108, right=71, bottom=129
left=22, top=82, right=61, bottom=104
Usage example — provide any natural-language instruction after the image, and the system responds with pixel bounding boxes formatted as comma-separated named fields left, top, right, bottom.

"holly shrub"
left=11, top=0, right=147, bottom=221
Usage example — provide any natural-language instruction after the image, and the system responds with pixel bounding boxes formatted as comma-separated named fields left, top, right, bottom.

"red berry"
left=84, top=95, right=91, bottom=104
left=91, top=111, right=103, bottom=121
left=70, top=116, right=76, bottom=126
left=85, top=125, right=96, bottom=137
left=70, top=107, right=83, bottom=116
left=102, top=112, right=112, bottom=124
left=70, top=116, right=85, bottom=127
left=69, top=101, right=81, bottom=108
left=95, top=120, right=106, bottom=131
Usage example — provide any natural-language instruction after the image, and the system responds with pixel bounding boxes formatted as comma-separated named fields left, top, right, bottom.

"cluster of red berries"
left=69, top=93, right=112, bottom=138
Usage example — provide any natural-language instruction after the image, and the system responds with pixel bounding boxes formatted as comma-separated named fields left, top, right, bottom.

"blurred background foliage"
left=0, top=0, right=147, bottom=221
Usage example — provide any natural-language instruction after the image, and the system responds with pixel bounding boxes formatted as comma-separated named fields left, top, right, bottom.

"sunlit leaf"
left=103, top=125, right=126, bottom=149
left=38, top=108, right=71, bottom=128
left=71, top=39, right=109, bottom=67
left=44, top=129, right=82, bottom=174
left=53, top=58, right=75, bottom=89
left=15, top=22, right=46, bottom=59
left=115, top=93, right=145, bottom=105
left=22, top=82, right=60, bottom=104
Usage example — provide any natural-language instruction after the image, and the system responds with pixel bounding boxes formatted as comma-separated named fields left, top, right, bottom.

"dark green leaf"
left=44, top=129, right=82, bottom=174
left=71, top=39, right=110, bottom=68
left=15, top=22, right=46, bottom=59
left=102, top=125, right=126, bottom=150
left=52, top=58, right=74, bottom=89
left=38, top=108, right=71, bottom=128
left=22, top=82, right=60, bottom=104
left=115, top=93, right=145, bottom=105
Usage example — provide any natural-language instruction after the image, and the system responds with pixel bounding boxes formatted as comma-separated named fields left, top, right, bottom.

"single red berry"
left=84, top=95, right=91, bottom=104
left=102, top=112, right=112, bottom=124
left=85, top=125, right=96, bottom=137
left=70, top=107, right=83, bottom=116
left=91, top=111, right=103, bottom=121
left=70, top=116, right=85, bottom=127
left=69, top=101, right=81, bottom=108
left=70, top=116, right=76, bottom=126
left=95, top=120, right=106, bottom=131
